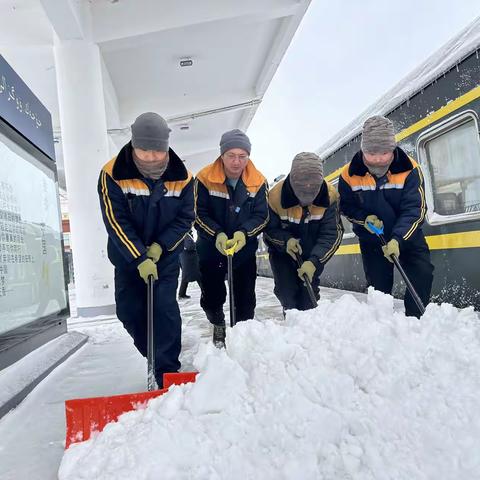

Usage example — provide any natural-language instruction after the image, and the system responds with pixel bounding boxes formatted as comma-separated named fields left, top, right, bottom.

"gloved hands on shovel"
left=215, top=232, right=229, bottom=255
left=382, top=238, right=400, bottom=263
left=364, top=214, right=383, bottom=234
left=286, top=237, right=302, bottom=260
left=225, top=231, right=246, bottom=253
left=146, top=242, right=162, bottom=263
left=137, top=258, right=158, bottom=283
left=297, top=260, right=316, bottom=283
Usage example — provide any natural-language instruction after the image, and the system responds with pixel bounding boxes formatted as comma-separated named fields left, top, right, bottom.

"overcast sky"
left=247, top=0, right=480, bottom=181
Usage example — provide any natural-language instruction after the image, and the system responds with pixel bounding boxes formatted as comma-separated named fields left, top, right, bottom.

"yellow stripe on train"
left=334, top=231, right=480, bottom=255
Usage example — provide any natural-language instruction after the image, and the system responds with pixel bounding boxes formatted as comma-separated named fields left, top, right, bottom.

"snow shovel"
left=225, top=243, right=237, bottom=327
left=147, top=274, right=156, bottom=391
left=64, top=274, right=197, bottom=449
left=294, top=251, right=318, bottom=308
left=367, top=222, right=426, bottom=316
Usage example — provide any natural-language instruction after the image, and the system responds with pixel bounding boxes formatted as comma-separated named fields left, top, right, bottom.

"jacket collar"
left=281, top=175, right=330, bottom=209
left=348, top=146, right=413, bottom=177
left=112, top=141, right=188, bottom=182
left=207, top=156, right=265, bottom=187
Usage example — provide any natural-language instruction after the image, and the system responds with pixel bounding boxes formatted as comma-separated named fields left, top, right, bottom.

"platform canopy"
left=0, top=0, right=311, bottom=183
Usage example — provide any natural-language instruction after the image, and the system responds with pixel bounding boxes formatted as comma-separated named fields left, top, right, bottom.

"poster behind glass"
left=0, top=132, right=66, bottom=335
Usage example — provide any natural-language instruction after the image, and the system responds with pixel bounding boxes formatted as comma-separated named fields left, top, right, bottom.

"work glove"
left=215, top=232, right=229, bottom=256
left=382, top=238, right=400, bottom=263
left=297, top=260, right=316, bottom=283
left=137, top=258, right=158, bottom=283
left=146, top=242, right=162, bottom=263
left=286, top=237, right=302, bottom=260
left=364, top=214, right=384, bottom=234
left=226, top=231, right=247, bottom=253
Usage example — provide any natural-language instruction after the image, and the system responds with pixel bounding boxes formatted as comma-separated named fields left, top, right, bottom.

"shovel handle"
left=147, top=274, right=156, bottom=391
left=367, top=222, right=426, bottom=316
left=226, top=249, right=236, bottom=327
left=294, top=251, right=317, bottom=308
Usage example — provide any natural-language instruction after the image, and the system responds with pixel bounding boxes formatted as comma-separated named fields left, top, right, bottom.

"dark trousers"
left=178, top=278, right=189, bottom=297
left=199, top=254, right=257, bottom=324
left=178, top=278, right=202, bottom=297
left=359, top=235, right=434, bottom=318
left=269, top=252, right=322, bottom=311
left=114, top=256, right=181, bottom=387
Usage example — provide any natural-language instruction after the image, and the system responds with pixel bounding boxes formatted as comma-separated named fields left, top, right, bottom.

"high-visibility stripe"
left=335, top=243, right=362, bottom=255
left=194, top=179, right=216, bottom=236
left=101, top=172, right=140, bottom=258
left=167, top=223, right=195, bottom=252
left=425, top=230, right=480, bottom=250
left=247, top=184, right=269, bottom=237
left=403, top=169, right=427, bottom=241
left=319, top=211, right=344, bottom=263
left=396, top=84, right=480, bottom=142
left=334, top=231, right=480, bottom=255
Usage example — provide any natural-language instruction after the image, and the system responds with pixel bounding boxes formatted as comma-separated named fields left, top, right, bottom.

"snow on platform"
left=1, top=278, right=479, bottom=479
left=57, top=287, right=480, bottom=480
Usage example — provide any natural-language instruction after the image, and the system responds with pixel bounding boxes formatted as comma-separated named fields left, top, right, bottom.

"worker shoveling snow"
left=59, top=289, right=480, bottom=480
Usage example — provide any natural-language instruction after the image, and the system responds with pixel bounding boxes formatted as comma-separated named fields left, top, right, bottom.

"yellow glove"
left=137, top=258, right=158, bottom=283
left=286, top=237, right=302, bottom=260
left=382, top=239, right=400, bottom=263
left=297, top=260, right=316, bottom=283
left=226, top=231, right=247, bottom=253
left=146, top=242, right=162, bottom=263
left=364, top=214, right=384, bottom=234
left=215, top=232, right=228, bottom=255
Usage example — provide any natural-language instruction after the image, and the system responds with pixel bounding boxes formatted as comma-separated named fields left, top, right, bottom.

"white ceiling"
left=0, top=0, right=311, bottom=182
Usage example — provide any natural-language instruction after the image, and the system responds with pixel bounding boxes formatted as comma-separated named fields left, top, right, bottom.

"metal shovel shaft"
left=379, top=235, right=426, bottom=316
left=147, top=274, right=156, bottom=391
left=225, top=245, right=236, bottom=327
left=367, top=222, right=426, bottom=316
left=294, top=252, right=317, bottom=308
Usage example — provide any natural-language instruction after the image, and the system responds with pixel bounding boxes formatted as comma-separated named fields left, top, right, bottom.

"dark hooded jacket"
left=98, top=142, right=194, bottom=270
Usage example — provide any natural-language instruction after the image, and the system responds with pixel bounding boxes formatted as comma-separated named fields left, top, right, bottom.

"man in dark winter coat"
left=98, top=112, right=194, bottom=387
left=178, top=231, right=201, bottom=299
left=195, top=129, right=269, bottom=346
left=338, top=115, right=434, bottom=318
left=265, top=152, right=343, bottom=312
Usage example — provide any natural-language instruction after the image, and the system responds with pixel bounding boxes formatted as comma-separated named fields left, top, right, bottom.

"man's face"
left=133, top=148, right=168, bottom=164
left=221, top=148, right=249, bottom=179
left=363, top=151, right=394, bottom=169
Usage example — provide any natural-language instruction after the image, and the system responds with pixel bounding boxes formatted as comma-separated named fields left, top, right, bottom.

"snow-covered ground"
left=1, top=278, right=479, bottom=479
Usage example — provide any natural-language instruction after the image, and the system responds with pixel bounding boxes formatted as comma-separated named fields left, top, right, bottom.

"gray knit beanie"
left=361, top=115, right=396, bottom=154
left=131, top=112, right=171, bottom=151
left=220, top=129, right=251, bottom=155
left=290, top=152, right=324, bottom=206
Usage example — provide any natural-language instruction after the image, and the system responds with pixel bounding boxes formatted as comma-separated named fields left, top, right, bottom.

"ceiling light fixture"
left=179, top=58, right=193, bottom=67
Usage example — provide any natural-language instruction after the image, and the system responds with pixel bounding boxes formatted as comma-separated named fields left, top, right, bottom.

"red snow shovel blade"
left=65, top=372, right=198, bottom=449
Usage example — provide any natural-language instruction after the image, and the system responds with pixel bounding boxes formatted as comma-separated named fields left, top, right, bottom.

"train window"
left=418, top=111, right=480, bottom=223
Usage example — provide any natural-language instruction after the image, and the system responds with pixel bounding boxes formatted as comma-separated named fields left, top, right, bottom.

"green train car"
left=318, top=23, right=480, bottom=310
left=257, top=21, right=480, bottom=310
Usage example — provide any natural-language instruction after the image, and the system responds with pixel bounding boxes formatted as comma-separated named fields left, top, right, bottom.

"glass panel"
left=425, top=119, right=480, bottom=215
left=0, top=132, right=66, bottom=335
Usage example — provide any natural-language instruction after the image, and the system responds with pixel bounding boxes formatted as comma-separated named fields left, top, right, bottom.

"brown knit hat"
left=361, top=115, right=396, bottom=154
left=289, top=152, right=324, bottom=206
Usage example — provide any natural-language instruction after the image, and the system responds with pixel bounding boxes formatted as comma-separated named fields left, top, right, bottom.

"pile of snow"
left=59, top=289, right=480, bottom=480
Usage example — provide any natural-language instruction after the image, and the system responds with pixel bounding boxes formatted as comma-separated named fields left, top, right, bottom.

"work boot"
left=205, top=309, right=226, bottom=348
left=212, top=324, right=226, bottom=349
